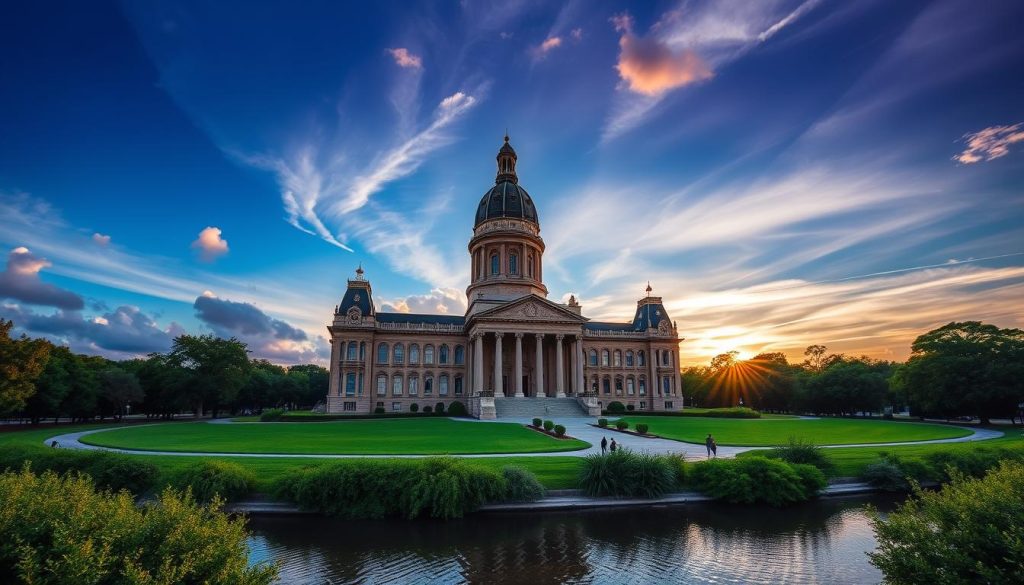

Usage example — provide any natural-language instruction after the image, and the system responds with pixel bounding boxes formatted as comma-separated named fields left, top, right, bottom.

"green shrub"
left=435, top=402, right=445, bottom=414
left=578, top=449, right=680, bottom=498
left=0, top=446, right=158, bottom=495
left=676, top=407, right=761, bottom=418
left=501, top=465, right=546, bottom=502
left=275, top=457, right=506, bottom=520
left=374, top=407, right=386, bottom=414
left=532, top=417, right=543, bottom=427
left=447, top=401, right=467, bottom=417
left=615, top=420, right=628, bottom=430
left=924, top=447, right=1024, bottom=482
left=260, top=407, right=286, bottom=421
left=766, top=437, right=835, bottom=473
left=423, top=405, right=433, bottom=413
left=0, top=468, right=277, bottom=584
left=869, top=461, right=1024, bottom=584
left=543, top=420, right=554, bottom=432
left=598, top=418, right=608, bottom=428
left=690, top=457, right=823, bottom=506
left=626, top=404, right=635, bottom=411
left=606, top=401, right=626, bottom=414
left=636, top=423, right=649, bottom=434
left=169, top=460, right=255, bottom=503
left=861, top=452, right=933, bottom=492
left=410, top=403, right=419, bottom=413
left=554, top=424, right=566, bottom=437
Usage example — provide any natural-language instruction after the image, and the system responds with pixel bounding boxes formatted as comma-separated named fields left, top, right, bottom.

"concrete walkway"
left=44, top=416, right=1003, bottom=461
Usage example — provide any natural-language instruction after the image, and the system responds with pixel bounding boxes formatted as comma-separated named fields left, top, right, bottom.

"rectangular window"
left=615, top=378, right=623, bottom=395
left=665, top=401, right=673, bottom=409
left=454, top=377, right=463, bottom=396
left=408, top=377, right=419, bottom=396
left=392, top=402, right=401, bottom=412
left=358, top=373, right=363, bottom=396
left=640, top=401, right=646, bottom=409
left=343, top=401, right=356, bottom=412
left=424, top=377, right=433, bottom=396
left=639, top=379, right=647, bottom=396
left=602, top=379, right=610, bottom=394
left=439, top=376, right=449, bottom=396
left=345, top=373, right=356, bottom=397
left=376, top=376, right=386, bottom=396
left=392, top=377, right=403, bottom=396
left=627, top=379, right=635, bottom=395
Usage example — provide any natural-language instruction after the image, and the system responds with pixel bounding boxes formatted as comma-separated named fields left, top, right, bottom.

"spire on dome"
left=355, top=264, right=365, bottom=280
left=646, top=281, right=653, bottom=296
left=496, top=133, right=518, bottom=183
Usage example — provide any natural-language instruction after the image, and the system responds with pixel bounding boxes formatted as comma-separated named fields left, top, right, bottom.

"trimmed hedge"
left=502, top=465, right=546, bottom=502
left=0, top=445, right=158, bottom=495
left=273, top=457, right=544, bottom=519
left=606, top=401, right=626, bottom=414
left=532, top=417, right=543, bottom=428
left=543, top=420, right=554, bottom=432
left=636, top=423, right=649, bottom=435
left=674, top=407, right=761, bottom=418
left=578, top=449, right=685, bottom=498
left=554, top=424, right=566, bottom=437
left=615, top=420, right=629, bottom=430
left=597, top=418, right=608, bottom=428
left=259, top=408, right=286, bottom=421
left=690, top=457, right=826, bottom=506
left=410, top=403, right=420, bottom=413
left=447, top=401, right=468, bottom=417
left=168, top=460, right=256, bottom=503
left=279, top=411, right=448, bottom=421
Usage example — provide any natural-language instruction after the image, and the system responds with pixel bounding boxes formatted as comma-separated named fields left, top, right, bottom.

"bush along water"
left=764, top=437, right=835, bottom=474
left=168, top=460, right=256, bottom=503
left=0, top=445, right=158, bottom=495
left=689, top=457, right=826, bottom=506
left=273, top=457, right=544, bottom=519
left=861, top=447, right=1024, bottom=492
left=578, top=449, right=685, bottom=498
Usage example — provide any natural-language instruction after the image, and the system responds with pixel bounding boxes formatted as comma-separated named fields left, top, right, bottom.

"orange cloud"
left=954, top=123, right=1024, bottom=164
left=532, top=36, right=563, bottom=60
left=191, top=226, right=229, bottom=262
left=386, top=47, right=422, bottom=69
left=612, top=12, right=712, bottom=96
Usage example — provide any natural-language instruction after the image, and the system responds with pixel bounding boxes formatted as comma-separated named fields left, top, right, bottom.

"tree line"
left=0, top=320, right=328, bottom=422
left=681, top=321, right=1024, bottom=424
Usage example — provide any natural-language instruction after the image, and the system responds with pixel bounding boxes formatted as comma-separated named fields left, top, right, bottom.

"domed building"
left=327, top=136, right=682, bottom=418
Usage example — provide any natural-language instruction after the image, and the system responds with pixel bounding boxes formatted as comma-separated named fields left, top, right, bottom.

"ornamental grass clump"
left=766, top=437, right=835, bottom=474
left=0, top=467, right=277, bottom=584
left=860, top=452, right=933, bottom=492
left=579, top=449, right=681, bottom=498
left=690, top=457, right=826, bottom=506
left=169, top=460, right=256, bottom=503
left=502, top=465, right=546, bottom=502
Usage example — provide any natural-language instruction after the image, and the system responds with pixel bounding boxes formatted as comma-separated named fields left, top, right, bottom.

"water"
left=246, top=495, right=899, bottom=584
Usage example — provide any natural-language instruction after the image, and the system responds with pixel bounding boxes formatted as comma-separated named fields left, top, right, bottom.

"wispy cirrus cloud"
left=954, top=123, right=1024, bottom=164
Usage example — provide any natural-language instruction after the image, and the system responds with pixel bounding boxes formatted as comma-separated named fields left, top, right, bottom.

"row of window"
left=375, top=373, right=464, bottom=397
left=585, top=349, right=676, bottom=368
left=587, top=375, right=676, bottom=396
left=478, top=249, right=537, bottom=279
left=340, top=341, right=466, bottom=366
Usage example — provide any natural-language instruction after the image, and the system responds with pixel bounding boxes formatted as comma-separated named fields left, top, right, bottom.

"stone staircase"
left=493, top=397, right=589, bottom=419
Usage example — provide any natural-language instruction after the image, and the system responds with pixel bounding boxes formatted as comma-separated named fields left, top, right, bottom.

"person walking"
left=601, top=436, right=608, bottom=454
left=610, top=438, right=617, bottom=452
left=711, top=437, right=718, bottom=458
left=705, top=434, right=714, bottom=458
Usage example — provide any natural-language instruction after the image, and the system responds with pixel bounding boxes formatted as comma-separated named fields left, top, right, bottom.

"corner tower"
left=467, top=135, right=547, bottom=313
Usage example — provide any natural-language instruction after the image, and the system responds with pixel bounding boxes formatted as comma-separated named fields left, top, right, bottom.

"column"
left=649, top=345, right=659, bottom=397
left=575, top=337, right=585, bottom=394
left=555, top=334, right=565, bottom=397
left=569, top=339, right=578, bottom=395
left=473, top=333, right=484, bottom=395
left=534, top=334, right=544, bottom=397
left=329, top=338, right=341, bottom=399
left=494, top=332, right=504, bottom=397
left=514, top=333, right=524, bottom=397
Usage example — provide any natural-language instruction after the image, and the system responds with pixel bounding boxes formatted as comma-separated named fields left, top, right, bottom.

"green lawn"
left=618, top=415, right=972, bottom=446
left=0, top=422, right=585, bottom=489
left=79, top=418, right=590, bottom=455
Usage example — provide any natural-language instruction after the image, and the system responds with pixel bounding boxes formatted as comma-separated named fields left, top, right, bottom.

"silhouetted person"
left=601, top=436, right=608, bottom=454
left=610, top=438, right=617, bottom=452
left=705, top=434, right=714, bottom=458
left=711, top=438, right=718, bottom=458
left=50, top=440, right=58, bottom=449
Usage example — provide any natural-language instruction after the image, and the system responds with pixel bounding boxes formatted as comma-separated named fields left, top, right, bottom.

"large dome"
left=475, top=180, right=539, bottom=226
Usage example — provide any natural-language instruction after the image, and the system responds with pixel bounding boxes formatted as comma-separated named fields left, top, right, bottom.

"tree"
left=136, top=353, right=190, bottom=419
left=749, top=352, right=797, bottom=413
left=869, top=461, right=1024, bottom=584
left=802, top=345, right=828, bottom=373
left=24, top=344, right=71, bottom=423
left=0, top=320, right=50, bottom=416
left=288, top=364, right=329, bottom=407
left=59, top=353, right=106, bottom=422
left=98, top=367, right=143, bottom=419
left=168, top=335, right=250, bottom=417
left=897, top=321, right=1024, bottom=424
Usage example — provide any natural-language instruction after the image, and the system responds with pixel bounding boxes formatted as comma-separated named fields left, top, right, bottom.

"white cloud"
left=386, top=47, right=423, bottom=69
left=954, top=123, right=1024, bottom=164
left=191, top=226, right=229, bottom=261
left=92, top=233, right=111, bottom=246
left=379, top=287, right=466, bottom=314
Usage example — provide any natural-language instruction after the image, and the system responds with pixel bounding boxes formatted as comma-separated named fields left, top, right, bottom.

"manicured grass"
left=79, top=418, right=590, bottom=455
left=0, top=423, right=585, bottom=489
left=617, top=415, right=972, bottom=446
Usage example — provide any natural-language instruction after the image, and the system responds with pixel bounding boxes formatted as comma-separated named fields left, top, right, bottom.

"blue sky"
left=1, top=0, right=1022, bottom=365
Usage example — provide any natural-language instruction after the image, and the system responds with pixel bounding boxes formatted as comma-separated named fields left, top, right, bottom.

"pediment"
left=472, top=295, right=587, bottom=324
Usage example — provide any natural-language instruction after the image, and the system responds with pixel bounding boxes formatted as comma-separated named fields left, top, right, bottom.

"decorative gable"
left=473, top=295, right=587, bottom=323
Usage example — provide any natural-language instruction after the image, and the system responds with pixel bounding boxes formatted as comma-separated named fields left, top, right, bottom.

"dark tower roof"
left=475, top=135, right=540, bottom=227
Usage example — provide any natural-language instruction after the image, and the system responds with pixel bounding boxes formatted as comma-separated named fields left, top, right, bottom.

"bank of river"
left=246, top=493, right=899, bottom=584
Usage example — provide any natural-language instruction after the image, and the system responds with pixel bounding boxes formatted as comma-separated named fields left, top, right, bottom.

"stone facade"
left=326, top=136, right=683, bottom=417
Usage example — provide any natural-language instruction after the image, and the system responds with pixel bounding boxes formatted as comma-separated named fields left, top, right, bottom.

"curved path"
left=44, top=417, right=1003, bottom=462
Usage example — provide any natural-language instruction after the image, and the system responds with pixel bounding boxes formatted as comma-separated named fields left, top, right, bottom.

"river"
left=246, top=494, right=899, bottom=584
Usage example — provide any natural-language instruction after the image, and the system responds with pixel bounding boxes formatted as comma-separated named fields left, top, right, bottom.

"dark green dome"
left=475, top=180, right=539, bottom=226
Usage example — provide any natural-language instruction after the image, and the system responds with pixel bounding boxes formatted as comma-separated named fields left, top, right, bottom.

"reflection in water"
left=247, top=495, right=899, bottom=584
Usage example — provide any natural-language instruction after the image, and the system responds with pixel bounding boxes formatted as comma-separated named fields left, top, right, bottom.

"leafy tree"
left=869, top=461, right=1024, bottom=584
left=24, top=344, right=70, bottom=423
left=0, top=320, right=50, bottom=416
left=136, top=353, right=190, bottom=418
left=169, top=335, right=250, bottom=417
left=289, top=363, right=329, bottom=406
left=896, top=321, right=1024, bottom=424
left=97, top=367, right=143, bottom=419
left=58, top=353, right=106, bottom=422
left=749, top=352, right=797, bottom=413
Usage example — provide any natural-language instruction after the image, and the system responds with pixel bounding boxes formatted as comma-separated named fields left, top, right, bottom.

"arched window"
left=392, top=375, right=403, bottom=396
left=377, top=343, right=389, bottom=364
left=346, top=341, right=357, bottom=361
left=615, top=376, right=623, bottom=395
left=454, top=345, right=465, bottom=365
left=588, top=350, right=598, bottom=366
left=509, top=253, right=518, bottom=275
left=602, top=377, right=611, bottom=395
left=528, top=254, right=534, bottom=277
left=601, top=350, right=610, bottom=367
left=625, top=350, right=634, bottom=367
left=639, top=377, right=647, bottom=396
left=409, top=344, right=420, bottom=364
left=613, top=350, right=622, bottom=367
left=490, top=253, right=499, bottom=275
left=345, top=373, right=356, bottom=396
left=424, top=374, right=434, bottom=395
left=627, top=377, right=636, bottom=395
left=359, top=342, right=366, bottom=360
left=439, top=374, right=450, bottom=396
left=424, top=345, right=435, bottom=364
left=393, top=343, right=404, bottom=364
left=439, top=344, right=449, bottom=364
left=376, top=374, right=387, bottom=396
left=638, top=350, right=646, bottom=366
left=408, top=376, right=419, bottom=396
